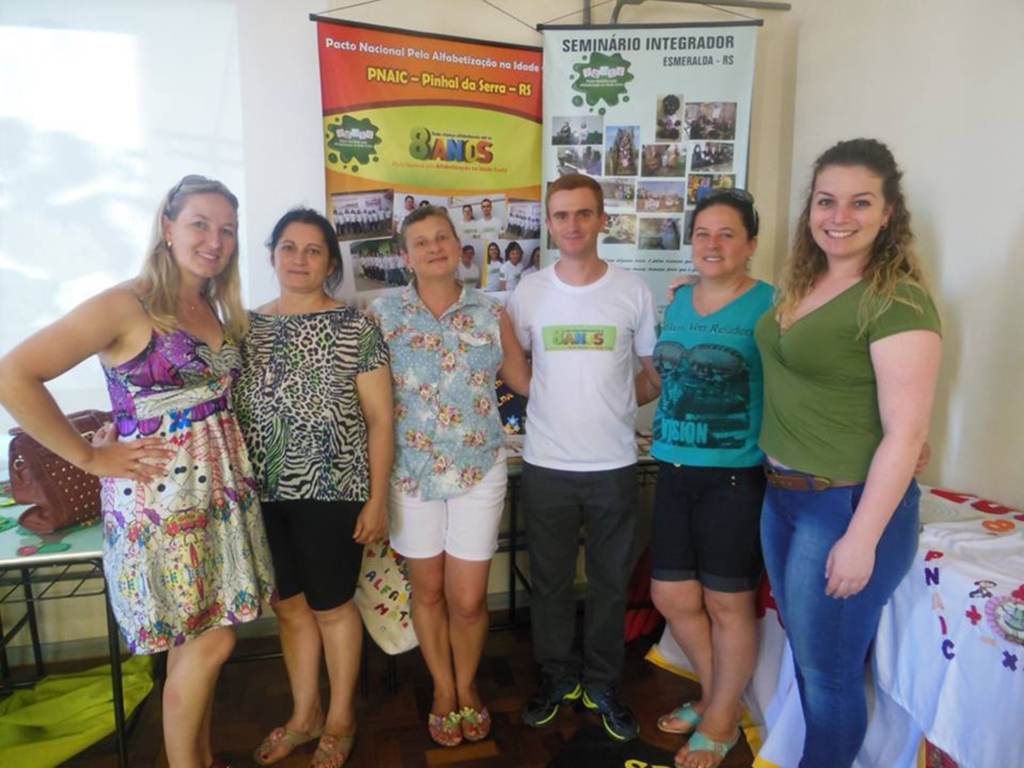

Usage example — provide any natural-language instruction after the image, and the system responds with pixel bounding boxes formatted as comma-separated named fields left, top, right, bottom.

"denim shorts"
left=650, top=462, right=766, bottom=592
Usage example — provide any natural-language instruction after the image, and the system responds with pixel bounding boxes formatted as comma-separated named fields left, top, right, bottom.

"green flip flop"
left=674, top=729, right=740, bottom=768
left=656, top=701, right=702, bottom=734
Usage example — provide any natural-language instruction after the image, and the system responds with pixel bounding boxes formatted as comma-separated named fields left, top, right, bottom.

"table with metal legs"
left=0, top=520, right=131, bottom=767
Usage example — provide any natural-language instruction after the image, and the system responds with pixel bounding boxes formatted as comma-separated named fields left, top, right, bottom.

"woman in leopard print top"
left=236, top=207, right=393, bottom=768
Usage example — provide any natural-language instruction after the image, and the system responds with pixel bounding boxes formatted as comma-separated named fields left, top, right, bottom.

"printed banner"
left=314, top=19, right=542, bottom=433
left=541, top=22, right=759, bottom=314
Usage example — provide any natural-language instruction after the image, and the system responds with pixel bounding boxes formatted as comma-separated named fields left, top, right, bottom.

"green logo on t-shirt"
left=542, top=325, right=617, bottom=351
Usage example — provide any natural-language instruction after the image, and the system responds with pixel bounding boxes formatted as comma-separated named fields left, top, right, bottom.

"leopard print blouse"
left=235, top=307, right=389, bottom=502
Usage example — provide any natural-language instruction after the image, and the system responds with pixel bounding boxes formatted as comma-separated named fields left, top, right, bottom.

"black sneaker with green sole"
left=582, top=688, right=639, bottom=741
left=521, top=681, right=583, bottom=727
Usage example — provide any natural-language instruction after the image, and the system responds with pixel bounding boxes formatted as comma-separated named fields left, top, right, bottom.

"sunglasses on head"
left=166, top=174, right=214, bottom=209
left=695, top=187, right=759, bottom=231
left=700, top=187, right=754, bottom=204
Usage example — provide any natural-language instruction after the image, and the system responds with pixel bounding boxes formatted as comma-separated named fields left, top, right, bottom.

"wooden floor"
left=64, top=616, right=755, bottom=767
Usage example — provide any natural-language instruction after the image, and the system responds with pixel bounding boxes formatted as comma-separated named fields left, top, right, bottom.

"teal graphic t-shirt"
left=652, top=280, right=773, bottom=468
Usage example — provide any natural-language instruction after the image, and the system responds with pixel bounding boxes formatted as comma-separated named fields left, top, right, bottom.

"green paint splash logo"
left=325, top=115, right=382, bottom=172
left=571, top=52, right=634, bottom=111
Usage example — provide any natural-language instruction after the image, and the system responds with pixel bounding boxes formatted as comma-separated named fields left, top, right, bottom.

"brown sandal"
left=310, top=729, right=356, bottom=768
left=253, top=723, right=324, bottom=766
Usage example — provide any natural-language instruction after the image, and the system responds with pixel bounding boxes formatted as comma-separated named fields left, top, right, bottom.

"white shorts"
left=388, top=455, right=508, bottom=561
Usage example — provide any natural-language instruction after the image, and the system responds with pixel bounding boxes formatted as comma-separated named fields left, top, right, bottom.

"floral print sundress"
left=101, top=328, right=275, bottom=654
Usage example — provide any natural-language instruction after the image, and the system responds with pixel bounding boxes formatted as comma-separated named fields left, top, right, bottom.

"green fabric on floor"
left=0, top=654, right=155, bottom=768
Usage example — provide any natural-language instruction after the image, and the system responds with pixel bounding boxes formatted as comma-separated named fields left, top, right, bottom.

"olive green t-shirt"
left=755, top=280, right=941, bottom=481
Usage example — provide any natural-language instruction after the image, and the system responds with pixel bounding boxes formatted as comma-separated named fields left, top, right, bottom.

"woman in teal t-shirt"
left=755, top=139, right=941, bottom=768
left=637, top=189, right=770, bottom=768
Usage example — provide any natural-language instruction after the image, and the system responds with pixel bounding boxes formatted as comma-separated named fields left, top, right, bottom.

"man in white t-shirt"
left=455, top=203, right=478, bottom=241
left=394, top=194, right=416, bottom=234
left=457, top=244, right=481, bottom=286
left=477, top=198, right=504, bottom=241
left=506, top=174, right=657, bottom=742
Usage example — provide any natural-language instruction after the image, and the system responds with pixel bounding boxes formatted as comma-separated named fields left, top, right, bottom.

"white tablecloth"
left=648, top=486, right=1024, bottom=768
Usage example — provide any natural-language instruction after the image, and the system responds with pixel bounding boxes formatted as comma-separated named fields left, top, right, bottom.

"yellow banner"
left=323, top=106, right=541, bottom=192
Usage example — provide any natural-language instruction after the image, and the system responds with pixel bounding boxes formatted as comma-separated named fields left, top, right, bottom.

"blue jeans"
left=760, top=477, right=920, bottom=768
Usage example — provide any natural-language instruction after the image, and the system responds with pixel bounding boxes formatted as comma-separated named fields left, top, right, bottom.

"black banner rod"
left=612, top=0, right=791, bottom=24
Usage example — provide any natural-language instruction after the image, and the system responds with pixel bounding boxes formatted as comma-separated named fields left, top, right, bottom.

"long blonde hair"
left=778, top=138, right=931, bottom=335
left=137, top=175, right=248, bottom=340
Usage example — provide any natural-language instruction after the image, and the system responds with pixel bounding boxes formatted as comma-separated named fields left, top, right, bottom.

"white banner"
left=541, top=22, right=759, bottom=314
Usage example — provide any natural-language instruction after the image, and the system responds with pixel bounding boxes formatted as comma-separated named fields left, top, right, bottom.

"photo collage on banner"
left=314, top=19, right=543, bottom=434
left=541, top=23, right=759, bottom=315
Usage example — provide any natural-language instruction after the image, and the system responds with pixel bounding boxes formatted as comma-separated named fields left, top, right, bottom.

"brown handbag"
left=8, top=409, right=110, bottom=534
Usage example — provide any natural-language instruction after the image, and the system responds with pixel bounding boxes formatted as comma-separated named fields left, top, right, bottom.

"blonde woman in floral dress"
left=0, top=175, right=275, bottom=768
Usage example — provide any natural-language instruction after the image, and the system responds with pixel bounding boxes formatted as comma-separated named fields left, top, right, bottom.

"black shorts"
left=261, top=499, right=364, bottom=611
left=650, top=462, right=766, bottom=593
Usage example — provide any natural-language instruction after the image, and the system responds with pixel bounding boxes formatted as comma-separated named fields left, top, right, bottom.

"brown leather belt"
left=763, top=464, right=858, bottom=492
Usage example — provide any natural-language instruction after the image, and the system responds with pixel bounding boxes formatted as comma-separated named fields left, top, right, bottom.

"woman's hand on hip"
left=825, top=532, right=876, bottom=599
left=82, top=425, right=173, bottom=481
left=354, top=498, right=388, bottom=544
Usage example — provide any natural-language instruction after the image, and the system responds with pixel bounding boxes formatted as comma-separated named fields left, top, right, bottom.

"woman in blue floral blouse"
left=370, top=206, right=529, bottom=748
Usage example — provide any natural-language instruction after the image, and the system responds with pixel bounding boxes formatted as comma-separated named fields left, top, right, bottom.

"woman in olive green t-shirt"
left=754, top=138, right=942, bottom=768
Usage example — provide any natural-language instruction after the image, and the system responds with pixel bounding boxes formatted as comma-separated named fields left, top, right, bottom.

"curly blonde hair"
left=136, top=175, right=248, bottom=341
left=778, top=138, right=931, bottom=335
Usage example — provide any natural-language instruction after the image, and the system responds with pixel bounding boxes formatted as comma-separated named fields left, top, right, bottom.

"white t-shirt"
left=394, top=206, right=415, bottom=230
left=506, top=263, right=657, bottom=471
left=457, top=262, right=481, bottom=285
left=484, top=259, right=503, bottom=292
left=477, top=216, right=503, bottom=241
left=454, top=218, right=476, bottom=240
left=500, top=260, right=525, bottom=291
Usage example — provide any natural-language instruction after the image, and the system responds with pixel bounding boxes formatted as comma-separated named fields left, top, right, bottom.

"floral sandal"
left=428, top=710, right=463, bottom=747
left=253, top=722, right=324, bottom=766
left=459, top=705, right=492, bottom=741
left=310, top=730, right=356, bottom=768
